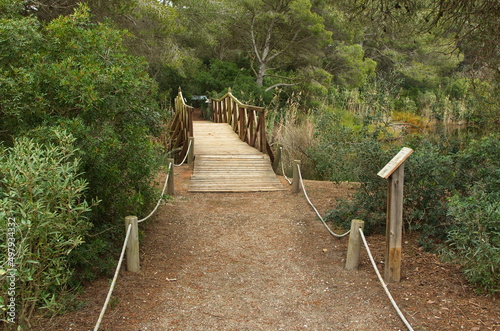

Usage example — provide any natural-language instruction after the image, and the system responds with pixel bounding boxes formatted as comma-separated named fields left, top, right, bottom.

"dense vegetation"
left=1, top=0, right=498, bottom=326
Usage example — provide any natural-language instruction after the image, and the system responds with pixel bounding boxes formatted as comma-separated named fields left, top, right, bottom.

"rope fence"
left=277, top=147, right=349, bottom=238
left=174, top=138, right=192, bottom=167
left=297, top=164, right=350, bottom=238
left=92, top=141, right=415, bottom=330
left=278, top=145, right=415, bottom=330
left=359, top=228, right=414, bottom=331
left=138, top=161, right=173, bottom=223
left=93, top=223, right=132, bottom=331
left=93, top=159, right=175, bottom=330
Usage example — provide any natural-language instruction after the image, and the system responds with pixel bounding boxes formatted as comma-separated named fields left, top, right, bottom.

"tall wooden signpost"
left=377, top=147, right=413, bottom=283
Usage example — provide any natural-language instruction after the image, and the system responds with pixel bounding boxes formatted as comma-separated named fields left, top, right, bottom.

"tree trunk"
left=256, top=61, right=266, bottom=87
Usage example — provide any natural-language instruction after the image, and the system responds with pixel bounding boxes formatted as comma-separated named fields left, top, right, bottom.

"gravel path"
left=32, top=165, right=500, bottom=330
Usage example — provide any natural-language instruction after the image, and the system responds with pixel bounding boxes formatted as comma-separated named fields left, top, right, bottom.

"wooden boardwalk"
left=188, top=121, right=284, bottom=192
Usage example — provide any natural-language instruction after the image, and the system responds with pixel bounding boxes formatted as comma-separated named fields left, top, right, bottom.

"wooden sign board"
left=377, top=147, right=414, bottom=179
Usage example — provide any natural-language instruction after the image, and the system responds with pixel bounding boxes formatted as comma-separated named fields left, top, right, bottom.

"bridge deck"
left=188, top=122, right=284, bottom=192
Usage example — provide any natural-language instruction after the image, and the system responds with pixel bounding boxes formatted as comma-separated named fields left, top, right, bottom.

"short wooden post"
left=167, top=158, right=174, bottom=195
left=187, top=137, right=194, bottom=168
left=377, top=147, right=413, bottom=283
left=345, top=219, right=365, bottom=270
left=125, top=216, right=140, bottom=272
left=273, top=144, right=282, bottom=174
left=292, top=160, right=301, bottom=193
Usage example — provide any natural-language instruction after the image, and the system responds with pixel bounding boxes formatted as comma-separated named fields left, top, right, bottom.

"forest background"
left=0, top=0, right=498, bottom=327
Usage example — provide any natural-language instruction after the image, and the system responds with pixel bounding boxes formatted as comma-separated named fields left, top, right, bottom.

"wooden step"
left=188, top=122, right=284, bottom=193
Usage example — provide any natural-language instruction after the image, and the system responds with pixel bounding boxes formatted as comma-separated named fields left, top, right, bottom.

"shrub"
left=0, top=130, right=94, bottom=326
left=444, top=188, right=500, bottom=293
left=0, top=5, right=163, bottom=226
left=0, top=4, right=164, bottom=284
left=323, top=129, right=500, bottom=291
left=440, top=135, right=500, bottom=293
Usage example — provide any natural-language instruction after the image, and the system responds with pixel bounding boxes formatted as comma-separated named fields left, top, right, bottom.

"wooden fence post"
left=125, top=216, right=140, bottom=272
left=167, top=158, right=174, bottom=195
left=239, top=108, right=245, bottom=141
left=188, top=137, right=194, bottom=168
left=292, top=160, right=301, bottom=193
left=377, top=147, right=413, bottom=283
left=384, top=165, right=404, bottom=283
left=345, top=219, right=365, bottom=270
left=273, top=144, right=282, bottom=174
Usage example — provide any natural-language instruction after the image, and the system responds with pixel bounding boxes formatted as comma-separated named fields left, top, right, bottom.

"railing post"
left=211, top=100, right=216, bottom=122
left=248, top=111, right=255, bottom=147
left=188, top=109, right=193, bottom=138
left=239, top=107, right=245, bottom=141
left=188, top=137, right=194, bottom=168
left=345, top=219, right=365, bottom=270
left=167, top=158, right=174, bottom=195
left=273, top=144, right=282, bottom=174
left=292, top=160, right=301, bottom=193
left=125, top=216, right=140, bottom=272
left=232, top=101, right=238, bottom=131
left=259, top=112, right=266, bottom=153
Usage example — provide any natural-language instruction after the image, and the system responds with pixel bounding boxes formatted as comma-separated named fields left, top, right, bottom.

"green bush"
left=321, top=127, right=500, bottom=291
left=0, top=4, right=164, bottom=282
left=441, top=135, right=500, bottom=293
left=444, top=188, right=500, bottom=293
left=0, top=130, right=94, bottom=326
left=0, top=5, right=163, bottom=224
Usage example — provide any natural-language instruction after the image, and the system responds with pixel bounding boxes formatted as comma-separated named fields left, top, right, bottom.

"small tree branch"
left=265, top=83, right=298, bottom=92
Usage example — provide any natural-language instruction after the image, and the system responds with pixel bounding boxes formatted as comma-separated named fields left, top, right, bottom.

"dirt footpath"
left=34, top=165, right=499, bottom=330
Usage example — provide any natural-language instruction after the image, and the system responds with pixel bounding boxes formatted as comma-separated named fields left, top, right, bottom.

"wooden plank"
left=188, top=121, right=284, bottom=192
left=377, top=147, right=413, bottom=179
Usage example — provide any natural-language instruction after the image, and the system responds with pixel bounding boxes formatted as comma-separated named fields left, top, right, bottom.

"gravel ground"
left=32, top=165, right=499, bottom=331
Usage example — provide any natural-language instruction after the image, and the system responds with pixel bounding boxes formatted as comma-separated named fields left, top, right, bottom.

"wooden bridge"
left=170, top=88, right=284, bottom=192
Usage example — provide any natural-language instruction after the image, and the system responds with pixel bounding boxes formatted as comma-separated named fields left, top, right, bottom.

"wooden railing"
left=211, top=88, right=274, bottom=164
left=170, top=88, right=194, bottom=163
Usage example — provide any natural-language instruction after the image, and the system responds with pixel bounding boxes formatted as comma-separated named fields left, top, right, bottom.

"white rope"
left=359, top=228, right=415, bottom=331
left=280, top=146, right=292, bottom=185
left=174, top=139, right=192, bottom=167
left=94, top=223, right=133, bottom=331
left=138, top=162, right=172, bottom=223
left=297, top=164, right=350, bottom=238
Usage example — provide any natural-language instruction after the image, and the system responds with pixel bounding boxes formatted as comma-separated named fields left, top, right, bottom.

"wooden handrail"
left=210, top=88, right=274, bottom=164
left=170, top=87, right=194, bottom=163
left=210, top=89, right=264, bottom=112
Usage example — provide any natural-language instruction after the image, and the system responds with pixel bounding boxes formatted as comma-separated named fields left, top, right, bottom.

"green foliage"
left=444, top=188, right=500, bottom=293
left=232, top=0, right=332, bottom=87
left=0, top=5, right=164, bottom=290
left=0, top=0, right=23, bottom=17
left=314, top=119, right=393, bottom=233
left=0, top=5, right=162, bottom=223
left=0, top=130, right=93, bottom=324
left=194, top=59, right=261, bottom=98
left=403, top=140, right=455, bottom=243
left=328, top=44, right=377, bottom=88
left=318, top=124, right=500, bottom=291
